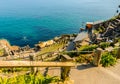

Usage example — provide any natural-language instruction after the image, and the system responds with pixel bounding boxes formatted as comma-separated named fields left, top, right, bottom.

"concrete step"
left=110, top=23, right=117, bottom=28
left=113, top=21, right=118, bottom=25
left=116, top=19, right=120, bottom=22
left=70, top=64, right=120, bottom=84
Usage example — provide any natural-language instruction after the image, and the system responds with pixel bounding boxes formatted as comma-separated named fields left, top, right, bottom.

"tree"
left=119, top=5, right=120, bottom=8
left=116, top=5, right=120, bottom=14
left=116, top=10, right=119, bottom=13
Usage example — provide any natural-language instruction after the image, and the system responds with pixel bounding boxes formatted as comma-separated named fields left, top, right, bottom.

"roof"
left=86, top=22, right=93, bottom=24
left=93, top=20, right=104, bottom=25
left=86, top=20, right=104, bottom=25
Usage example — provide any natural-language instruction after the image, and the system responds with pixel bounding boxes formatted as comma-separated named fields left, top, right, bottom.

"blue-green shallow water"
left=0, top=0, right=119, bottom=47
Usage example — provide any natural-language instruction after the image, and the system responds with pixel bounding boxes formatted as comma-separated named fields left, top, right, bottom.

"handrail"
left=0, top=61, right=75, bottom=68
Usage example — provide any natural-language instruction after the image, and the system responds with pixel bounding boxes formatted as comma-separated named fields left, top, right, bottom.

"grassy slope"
left=37, top=42, right=66, bottom=56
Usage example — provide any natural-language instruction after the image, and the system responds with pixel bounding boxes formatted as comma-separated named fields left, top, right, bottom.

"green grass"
left=78, top=45, right=98, bottom=51
left=99, top=42, right=110, bottom=50
left=78, top=45, right=98, bottom=54
left=37, top=42, right=66, bottom=55
left=0, top=73, right=60, bottom=84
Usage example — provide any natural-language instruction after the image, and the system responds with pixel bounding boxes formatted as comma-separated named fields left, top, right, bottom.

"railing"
left=0, top=61, right=75, bottom=67
left=1, top=47, right=120, bottom=82
left=0, top=61, right=75, bottom=81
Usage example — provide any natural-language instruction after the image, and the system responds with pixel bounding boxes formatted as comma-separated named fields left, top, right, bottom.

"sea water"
left=0, top=0, right=119, bottom=47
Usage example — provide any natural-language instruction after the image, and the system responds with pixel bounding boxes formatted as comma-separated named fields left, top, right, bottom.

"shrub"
left=110, top=42, right=115, bottom=47
left=75, top=55, right=93, bottom=63
left=78, top=45, right=98, bottom=54
left=1, top=68, right=28, bottom=73
left=0, top=73, right=59, bottom=84
left=101, top=52, right=117, bottom=67
left=65, top=51, right=80, bottom=58
left=75, top=55, right=86, bottom=63
left=111, top=49, right=118, bottom=57
left=99, top=42, right=110, bottom=49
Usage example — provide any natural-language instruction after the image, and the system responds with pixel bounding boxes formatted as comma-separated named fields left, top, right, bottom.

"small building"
left=86, top=22, right=93, bottom=29
left=86, top=21, right=104, bottom=29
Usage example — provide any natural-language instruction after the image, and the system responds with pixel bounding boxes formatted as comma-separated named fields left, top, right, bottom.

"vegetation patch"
left=101, top=52, right=117, bottom=67
left=65, top=51, right=80, bottom=58
left=75, top=55, right=93, bottom=63
left=37, top=42, right=66, bottom=56
left=0, top=68, right=29, bottom=73
left=99, top=42, right=110, bottom=50
left=0, top=49, right=4, bottom=56
left=78, top=45, right=98, bottom=54
left=0, top=73, right=60, bottom=84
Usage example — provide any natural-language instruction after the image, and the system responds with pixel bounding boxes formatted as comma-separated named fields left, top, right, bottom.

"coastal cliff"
left=0, top=14, right=120, bottom=61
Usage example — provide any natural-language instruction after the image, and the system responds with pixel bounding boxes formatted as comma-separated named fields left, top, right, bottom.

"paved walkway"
left=43, top=61, right=120, bottom=84
left=70, top=62, right=120, bottom=84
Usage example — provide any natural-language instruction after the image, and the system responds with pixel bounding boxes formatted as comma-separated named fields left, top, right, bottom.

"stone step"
left=116, top=19, right=120, bottom=22
left=113, top=21, right=118, bottom=25
left=109, top=25, right=114, bottom=29
left=110, top=23, right=117, bottom=28
left=110, top=22, right=116, bottom=26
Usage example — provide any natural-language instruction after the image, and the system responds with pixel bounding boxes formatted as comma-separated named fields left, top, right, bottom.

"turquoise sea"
left=0, top=0, right=119, bottom=47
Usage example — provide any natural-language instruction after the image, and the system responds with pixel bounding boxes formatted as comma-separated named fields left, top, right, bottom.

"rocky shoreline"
left=0, top=14, right=120, bottom=61
left=0, top=33, right=77, bottom=60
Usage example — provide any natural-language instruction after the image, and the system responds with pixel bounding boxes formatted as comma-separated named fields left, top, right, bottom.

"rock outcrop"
left=35, top=40, right=54, bottom=49
left=0, top=39, right=20, bottom=56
